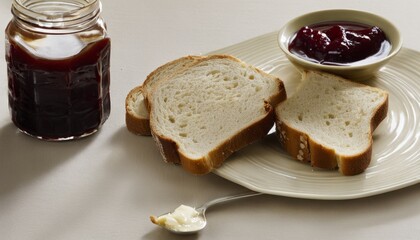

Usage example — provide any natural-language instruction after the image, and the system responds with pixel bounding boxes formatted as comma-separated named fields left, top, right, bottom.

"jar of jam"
left=5, top=0, right=111, bottom=141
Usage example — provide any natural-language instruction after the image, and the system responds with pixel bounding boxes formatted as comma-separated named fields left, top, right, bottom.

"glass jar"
left=5, top=0, right=111, bottom=141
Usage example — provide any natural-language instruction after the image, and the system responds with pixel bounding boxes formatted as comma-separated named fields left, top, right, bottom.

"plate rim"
left=209, top=31, right=420, bottom=200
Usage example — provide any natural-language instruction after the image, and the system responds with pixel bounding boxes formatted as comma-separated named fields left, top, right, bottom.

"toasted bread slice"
left=148, top=55, right=287, bottom=174
left=275, top=71, right=388, bottom=175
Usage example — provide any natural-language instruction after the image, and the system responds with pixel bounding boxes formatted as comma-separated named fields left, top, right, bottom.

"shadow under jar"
left=5, top=0, right=111, bottom=141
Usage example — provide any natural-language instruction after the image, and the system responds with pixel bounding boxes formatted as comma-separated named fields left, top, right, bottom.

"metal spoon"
left=150, top=191, right=263, bottom=234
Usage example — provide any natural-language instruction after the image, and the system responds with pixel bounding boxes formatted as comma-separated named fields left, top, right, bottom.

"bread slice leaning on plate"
left=147, top=55, right=287, bottom=174
left=275, top=71, right=388, bottom=175
left=125, top=56, right=202, bottom=135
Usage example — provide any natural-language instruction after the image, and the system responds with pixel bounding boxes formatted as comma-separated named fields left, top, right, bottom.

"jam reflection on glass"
left=6, top=23, right=111, bottom=140
left=288, top=21, right=391, bottom=65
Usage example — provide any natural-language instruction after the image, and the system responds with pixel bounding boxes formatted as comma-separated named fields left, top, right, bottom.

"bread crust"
left=252, top=66, right=287, bottom=106
left=125, top=86, right=151, bottom=136
left=151, top=130, right=182, bottom=164
left=370, top=93, right=389, bottom=132
left=142, top=55, right=202, bottom=93
left=275, top=71, right=389, bottom=176
left=148, top=55, right=287, bottom=174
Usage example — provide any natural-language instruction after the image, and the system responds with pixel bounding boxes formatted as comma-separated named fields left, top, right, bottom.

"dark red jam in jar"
left=288, top=22, right=391, bottom=65
left=5, top=0, right=110, bottom=140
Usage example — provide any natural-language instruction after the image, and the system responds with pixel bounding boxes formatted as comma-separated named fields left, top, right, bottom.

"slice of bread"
left=125, top=86, right=151, bottom=135
left=125, top=56, right=202, bottom=135
left=275, top=71, right=388, bottom=175
left=148, top=55, right=287, bottom=174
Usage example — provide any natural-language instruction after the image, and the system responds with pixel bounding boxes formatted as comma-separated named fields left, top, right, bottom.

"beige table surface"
left=1, top=0, right=419, bottom=239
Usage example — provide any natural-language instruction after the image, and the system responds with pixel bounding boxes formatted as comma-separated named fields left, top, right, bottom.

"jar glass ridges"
left=5, top=0, right=111, bottom=141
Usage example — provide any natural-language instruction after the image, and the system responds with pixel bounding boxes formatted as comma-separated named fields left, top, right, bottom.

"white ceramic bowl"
left=278, top=9, right=403, bottom=81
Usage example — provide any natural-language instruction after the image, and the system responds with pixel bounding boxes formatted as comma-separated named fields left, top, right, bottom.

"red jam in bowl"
left=288, top=22, right=391, bottom=65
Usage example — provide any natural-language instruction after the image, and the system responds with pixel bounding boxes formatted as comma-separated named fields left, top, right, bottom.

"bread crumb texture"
left=151, top=57, right=279, bottom=159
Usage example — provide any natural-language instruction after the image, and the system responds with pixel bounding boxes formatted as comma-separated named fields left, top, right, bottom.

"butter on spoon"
left=150, top=191, right=263, bottom=234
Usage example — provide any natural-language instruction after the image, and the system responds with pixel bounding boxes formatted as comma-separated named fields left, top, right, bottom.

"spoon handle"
left=200, top=191, right=263, bottom=211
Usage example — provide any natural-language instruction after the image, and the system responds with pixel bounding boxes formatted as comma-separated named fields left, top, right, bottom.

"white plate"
left=210, top=32, right=420, bottom=200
